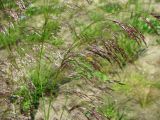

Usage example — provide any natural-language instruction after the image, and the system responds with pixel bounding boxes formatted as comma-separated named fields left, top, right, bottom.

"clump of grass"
left=151, top=13, right=160, bottom=21
left=1, top=0, right=159, bottom=119
left=0, top=22, right=21, bottom=48
left=152, top=81, right=160, bottom=89
left=156, top=39, right=160, bottom=45
left=113, top=72, right=158, bottom=108
left=113, top=20, right=146, bottom=46
left=129, top=14, right=160, bottom=34
left=117, top=35, right=140, bottom=62
left=135, top=86, right=153, bottom=108
left=99, top=2, right=122, bottom=13
left=12, top=63, right=56, bottom=119
left=88, top=10, right=105, bottom=22
left=155, top=0, right=160, bottom=3
left=98, top=98, right=126, bottom=120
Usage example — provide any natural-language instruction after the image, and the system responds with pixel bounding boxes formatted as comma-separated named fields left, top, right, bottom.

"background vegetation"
left=0, top=0, right=160, bottom=120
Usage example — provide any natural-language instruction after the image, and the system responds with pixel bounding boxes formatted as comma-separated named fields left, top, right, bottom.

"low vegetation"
left=0, top=0, right=160, bottom=120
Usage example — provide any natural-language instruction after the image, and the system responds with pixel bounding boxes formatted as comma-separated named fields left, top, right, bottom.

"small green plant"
left=13, top=63, right=56, bottom=119
left=152, top=81, right=160, bottom=89
left=129, top=14, right=160, bottom=34
left=14, top=85, right=31, bottom=113
left=156, top=39, right=160, bottom=45
left=98, top=98, right=126, bottom=120
left=0, top=23, right=21, bottom=48
left=117, top=35, right=140, bottom=62
left=114, top=72, right=156, bottom=108
left=93, top=71, right=109, bottom=82
left=79, top=22, right=105, bottom=42
left=100, top=3, right=122, bottom=13
left=88, top=10, right=105, bottom=22
left=155, top=0, right=160, bottom=2
left=135, top=86, right=155, bottom=108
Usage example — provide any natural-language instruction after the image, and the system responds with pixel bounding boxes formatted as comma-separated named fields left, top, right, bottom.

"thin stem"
left=0, top=0, right=5, bottom=10
left=60, top=95, right=68, bottom=120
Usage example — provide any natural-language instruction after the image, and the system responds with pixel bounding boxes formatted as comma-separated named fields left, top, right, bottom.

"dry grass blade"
left=16, top=0, right=26, bottom=11
left=91, top=108, right=103, bottom=120
left=88, top=39, right=128, bottom=69
left=103, top=41, right=122, bottom=68
left=68, top=105, right=81, bottom=113
left=113, top=20, right=147, bottom=46
left=0, top=24, right=7, bottom=34
left=88, top=42, right=125, bottom=69
left=104, top=39, right=128, bottom=60
left=142, top=17, right=159, bottom=35
left=151, top=13, right=160, bottom=20
left=85, top=0, right=93, bottom=5
left=88, top=45, right=113, bottom=64
left=5, top=9, right=19, bottom=21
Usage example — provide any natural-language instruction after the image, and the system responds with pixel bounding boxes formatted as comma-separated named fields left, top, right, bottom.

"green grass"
left=98, top=98, right=126, bottom=120
left=12, top=63, right=56, bottom=118
left=0, top=0, right=160, bottom=119
left=129, top=14, right=160, bottom=34
left=113, top=71, right=159, bottom=108
left=156, top=39, right=160, bottom=45
left=100, top=2, right=122, bottom=13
